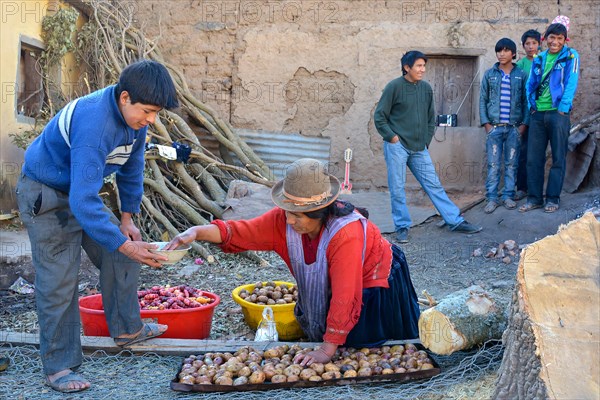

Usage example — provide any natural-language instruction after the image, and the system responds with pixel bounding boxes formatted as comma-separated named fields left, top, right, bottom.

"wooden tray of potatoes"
left=170, top=343, right=440, bottom=392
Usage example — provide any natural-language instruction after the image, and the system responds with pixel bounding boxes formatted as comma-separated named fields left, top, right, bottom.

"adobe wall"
left=134, top=0, right=599, bottom=191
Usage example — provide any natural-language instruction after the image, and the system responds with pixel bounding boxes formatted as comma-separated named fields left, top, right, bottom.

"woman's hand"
left=164, top=228, right=197, bottom=250
left=293, top=342, right=338, bottom=366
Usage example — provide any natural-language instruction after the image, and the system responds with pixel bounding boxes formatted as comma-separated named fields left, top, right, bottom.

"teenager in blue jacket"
left=16, top=60, right=178, bottom=393
left=519, top=17, right=579, bottom=213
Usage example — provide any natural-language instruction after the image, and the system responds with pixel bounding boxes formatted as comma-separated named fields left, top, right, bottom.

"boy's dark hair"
left=495, top=38, right=517, bottom=59
left=544, top=23, right=568, bottom=39
left=401, top=51, right=427, bottom=75
left=115, top=60, right=179, bottom=109
left=521, top=29, right=541, bottom=46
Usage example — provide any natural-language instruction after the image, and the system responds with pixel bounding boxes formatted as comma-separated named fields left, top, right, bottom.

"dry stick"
left=145, top=47, right=267, bottom=186
left=181, top=94, right=271, bottom=180
left=141, top=195, right=212, bottom=259
left=187, top=163, right=228, bottom=202
left=162, top=177, right=201, bottom=209
left=149, top=114, right=172, bottom=141
left=92, top=4, right=122, bottom=75
left=165, top=111, right=228, bottom=201
left=186, top=152, right=273, bottom=185
left=143, top=178, right=208, bottom=226
left=124, top=34, right=272, bottom=183
left=153, top=117, right=226, bottom=209
left=181, top=96, right=265, bottom=180
left=145, top=161, right=208, bottom=226
left=164, top=111, right=200, bottom=145
left=145, top=134, right=269, bottom=185
left=184, top=93, right=271, bottom=179
left=172, top=162, right=224, bottom=218
left=422, top=290, right=438, bottom=307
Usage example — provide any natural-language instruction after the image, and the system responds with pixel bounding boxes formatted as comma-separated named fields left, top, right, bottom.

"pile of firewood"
left=71, top=0, right=275, bottom=258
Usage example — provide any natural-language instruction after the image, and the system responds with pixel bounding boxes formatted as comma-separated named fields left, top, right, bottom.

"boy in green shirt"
left=514, top=29, right=541, bottom=200
left=516, top=29, right=541, bottom=80
left=519, top=16, right=580, bottom=213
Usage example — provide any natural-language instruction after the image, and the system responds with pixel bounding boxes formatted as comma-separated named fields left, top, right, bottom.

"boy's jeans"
left=526, top=110, right=570, bottom=205
left=383, top=140, right=463, bottom=231
left=485, top=125, right=520, bottom=202
left=16, top=173, right=143, bottom=375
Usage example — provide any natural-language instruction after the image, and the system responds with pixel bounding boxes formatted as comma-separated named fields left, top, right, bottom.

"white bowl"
left=148, top=242, right=191, bottom=265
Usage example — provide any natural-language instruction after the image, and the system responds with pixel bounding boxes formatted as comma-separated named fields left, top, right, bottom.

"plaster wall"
left=132, top=1, right=600, bottom=191
left=0, top=1, right=82, bottom=212
left=0, top=0, right=52, bottom=212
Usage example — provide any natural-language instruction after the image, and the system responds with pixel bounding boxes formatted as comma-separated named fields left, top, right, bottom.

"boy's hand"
left=118, top=240, right=167, bottom=268
left=518, top=125, right=527, bottom=135
left=120, top=212, right=141, bottom=241
left=484, top=123, right=493, bottom=133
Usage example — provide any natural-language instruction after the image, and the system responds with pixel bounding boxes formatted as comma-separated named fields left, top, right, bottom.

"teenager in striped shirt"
left=479, top=38, right=529, bottom=214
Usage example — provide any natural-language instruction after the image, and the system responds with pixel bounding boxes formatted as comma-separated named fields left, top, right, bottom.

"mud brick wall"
left=133, top=0, right=599, bottom=190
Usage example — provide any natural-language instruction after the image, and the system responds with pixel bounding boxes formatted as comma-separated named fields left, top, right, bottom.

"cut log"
left=494, top=212, right=600, bottom=400
left=418, top=285, right=508, bottom=355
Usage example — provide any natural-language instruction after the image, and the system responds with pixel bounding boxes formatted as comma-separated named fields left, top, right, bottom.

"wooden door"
left=426, top=57, right=477, bottom=127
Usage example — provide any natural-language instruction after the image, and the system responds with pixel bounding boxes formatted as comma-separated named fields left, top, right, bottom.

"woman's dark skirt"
left=344, top=244, right=420, bottom=348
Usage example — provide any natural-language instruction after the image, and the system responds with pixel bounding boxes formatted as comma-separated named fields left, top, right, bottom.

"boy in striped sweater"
left=479, top=38, right=529, bottom=214
left=16, top=60, right=179, bottom=393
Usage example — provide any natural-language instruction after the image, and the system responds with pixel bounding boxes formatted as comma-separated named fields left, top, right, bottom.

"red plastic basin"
left=78, top=292, right=220, bottom=340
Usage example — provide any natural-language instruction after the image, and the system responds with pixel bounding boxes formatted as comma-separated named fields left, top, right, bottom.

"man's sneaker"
left=451, top=221, right=482, bottom=234
left=396, top=228, right=409, bottom=243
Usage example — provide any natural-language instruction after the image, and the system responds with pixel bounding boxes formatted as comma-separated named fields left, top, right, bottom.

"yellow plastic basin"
left=231, top=281, right=305, bottom=341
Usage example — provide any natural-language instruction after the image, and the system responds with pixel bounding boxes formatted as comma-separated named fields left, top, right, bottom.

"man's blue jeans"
left=383, top=141, right=463, bottom=231
left=485, top=126, right=520, bottom=202
left=527, top=110, right=570, bottom=205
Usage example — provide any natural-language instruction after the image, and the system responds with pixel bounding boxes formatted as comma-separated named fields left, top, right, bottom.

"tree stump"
left=494, top=212, right=600, bottom=399
left=418, top=285, right=509, bottom=355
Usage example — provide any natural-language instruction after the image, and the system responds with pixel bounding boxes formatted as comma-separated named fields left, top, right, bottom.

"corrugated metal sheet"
left=198, top=129, right=331, bottom=179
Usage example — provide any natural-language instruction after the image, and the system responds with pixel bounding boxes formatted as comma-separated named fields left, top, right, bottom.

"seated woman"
left=166, top=158, right=420, bottom=365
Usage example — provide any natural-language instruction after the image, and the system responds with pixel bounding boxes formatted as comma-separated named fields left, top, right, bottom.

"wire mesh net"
left=0, top=341, right=502, bottom=399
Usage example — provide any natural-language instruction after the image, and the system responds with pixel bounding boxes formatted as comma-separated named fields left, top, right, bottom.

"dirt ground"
left=405, top=187, right=600, bottom=303
left=0, top=187, right=598, bottom=399
left=2, top=187, right=599, bottom=338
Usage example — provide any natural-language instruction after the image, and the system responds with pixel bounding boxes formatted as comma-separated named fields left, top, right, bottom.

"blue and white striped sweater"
left=22, top=85, right=147, bottom=252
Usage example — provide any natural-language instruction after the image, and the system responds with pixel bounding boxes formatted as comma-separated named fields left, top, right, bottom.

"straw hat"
left=271, top=158, right=340, bottom=212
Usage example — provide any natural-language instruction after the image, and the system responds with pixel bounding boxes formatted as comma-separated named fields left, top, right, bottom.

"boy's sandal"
left=518, top=202, right=542, bottom=213
left=484, top=201, right=499, bottom=214
left=503, top=198, right=517, bottom=210
left=45, top=371, right=90, bottom=393
left=544, top=202, right=560, bottom=213
left=114, top=323, right=167, bottom=347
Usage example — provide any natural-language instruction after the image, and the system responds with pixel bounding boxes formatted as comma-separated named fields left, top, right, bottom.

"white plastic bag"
left=254, top=307, right=278, bottom=342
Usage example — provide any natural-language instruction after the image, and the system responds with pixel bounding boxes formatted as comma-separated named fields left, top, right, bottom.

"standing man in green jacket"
left=375, top=50, right=482, bottom=243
